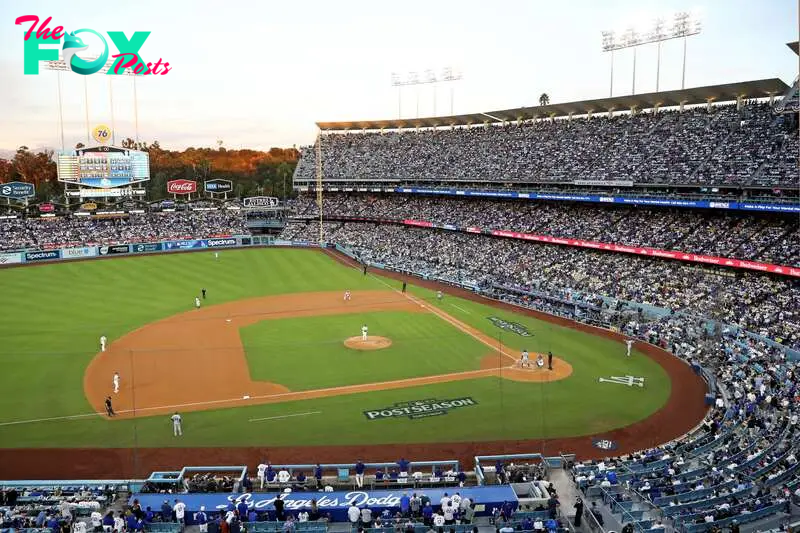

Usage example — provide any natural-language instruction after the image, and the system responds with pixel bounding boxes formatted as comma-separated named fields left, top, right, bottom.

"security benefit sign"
left=487, top=316, right=533, bottom=337
left=0, top=181, right=35, bottom=199
left=364, top=397, right=477, bottom=420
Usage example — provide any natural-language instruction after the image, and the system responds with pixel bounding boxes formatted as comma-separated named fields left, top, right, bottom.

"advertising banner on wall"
left=163, top=239, right=208, bottom=250
left=206, top=237, right=237, bottom=247
left=38, top=203, right=55, bottom=213
left=129, top=485, right=515, bottom=521
left=167, top=180, right=198, bottom=195
left=0, top=252, right=23, bottom=265
left=132, top=243, right=163, bottom=253
left=25, top=250, right=60, bottom=262
left=98, top=245, right=130, bottom=256
left=62, top=247, right=97, bottom=259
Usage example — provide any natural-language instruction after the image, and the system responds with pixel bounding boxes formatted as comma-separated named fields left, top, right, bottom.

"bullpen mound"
left=344, top=336, right=393, bottom=351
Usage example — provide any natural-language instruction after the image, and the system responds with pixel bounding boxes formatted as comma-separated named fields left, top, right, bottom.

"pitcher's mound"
left=344, top=336, right=393, bottom=351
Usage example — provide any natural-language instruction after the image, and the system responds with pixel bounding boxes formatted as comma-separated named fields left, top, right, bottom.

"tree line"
left=0, top=139, right=299, bottom=202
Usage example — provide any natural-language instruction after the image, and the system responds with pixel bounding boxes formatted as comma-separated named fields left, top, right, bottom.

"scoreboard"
left=57, top=146, right=150, bottom=191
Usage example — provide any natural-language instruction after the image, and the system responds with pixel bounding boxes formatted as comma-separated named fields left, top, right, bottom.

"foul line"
left=450, top=304, right=471, bottom=315
left=0, top=412, right=103, bottom=427
left=370, top=275, right=518, bottom=364
left=248, top=411, right=321, bottom=423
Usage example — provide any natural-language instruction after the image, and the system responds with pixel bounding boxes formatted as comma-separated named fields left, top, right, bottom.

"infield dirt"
left=84, top=289, right=572, bottom=419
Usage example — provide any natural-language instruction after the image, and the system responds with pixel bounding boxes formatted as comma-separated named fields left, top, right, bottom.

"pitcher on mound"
left=361, top=324, right=368, bottom=341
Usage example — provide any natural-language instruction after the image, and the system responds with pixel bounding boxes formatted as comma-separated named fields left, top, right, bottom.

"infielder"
left=113, top=372, right=120, bottom=394
left=195, top=296, right=201, bottom=309
left=625, top=339, right=634, bottom=357
left=520, top=349, right=530, bottom=368
left=171, top=412, right=183, bottom=436
left=100, top=335, right=107, bottom=352
left=361, top=324, right=368, bottom=341
left=344, top=290, right=351, bottom=301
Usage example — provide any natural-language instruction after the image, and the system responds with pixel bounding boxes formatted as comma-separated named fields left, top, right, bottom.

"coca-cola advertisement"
left=167, top=179, right=197, bottom=195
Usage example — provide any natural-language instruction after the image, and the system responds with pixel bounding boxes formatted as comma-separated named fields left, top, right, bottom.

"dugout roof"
left=316, top=78, right=790, bottom=131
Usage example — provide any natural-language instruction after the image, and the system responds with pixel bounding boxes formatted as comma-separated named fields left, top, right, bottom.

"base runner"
left=536, top=353, right=545, bottom=368
left=520, top=349, right=530, bottom=368
left=113, top=372, right=120, bottom=394
left=195, top=297, right=201, bottom=309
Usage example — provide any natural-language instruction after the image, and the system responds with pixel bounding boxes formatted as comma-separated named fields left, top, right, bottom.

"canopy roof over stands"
left=317, top=78, right=789, bottom=131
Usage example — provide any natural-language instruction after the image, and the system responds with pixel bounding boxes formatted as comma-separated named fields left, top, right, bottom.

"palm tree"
left=539, top=93, right=550, bottom=106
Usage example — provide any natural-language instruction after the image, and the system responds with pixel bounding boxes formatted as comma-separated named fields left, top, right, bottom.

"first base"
left=243, top=395, right=250, bottom=399
left=226, top=319, right=232, bottom=323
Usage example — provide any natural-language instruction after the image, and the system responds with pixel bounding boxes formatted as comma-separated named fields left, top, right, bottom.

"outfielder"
left=625, top=339, right=634, bottom=357
left=171, top=412, right=183, bottom=436
left=344, top=290, right=351, bottom=301
left=195, top=297, right=201, bottom=309
left=361, top=324, right=368, bottom=341
left=113, top=372, right=120, bottom=394
left=520, top=349, right=530, bottom=368
left=436, top=290, right=443, bottom=301
left=100, top=335, right=107, bottom=352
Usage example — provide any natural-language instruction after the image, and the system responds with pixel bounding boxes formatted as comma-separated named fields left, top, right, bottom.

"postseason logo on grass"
left=364, top=397, right=477, bottom=421
left=487, top=316, right=533, bottom=337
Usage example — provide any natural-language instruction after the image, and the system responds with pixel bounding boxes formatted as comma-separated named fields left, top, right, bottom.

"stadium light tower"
left=391, top=67, right=463, bottom=118
left=601, top=11, right=702, bottom=96
left=44, top=58, right=139, bottom=149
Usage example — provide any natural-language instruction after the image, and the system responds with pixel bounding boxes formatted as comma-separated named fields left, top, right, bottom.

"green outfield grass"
left=240, top=311, right=489, bottom=389
left=0, top=248, right=672, bottom=448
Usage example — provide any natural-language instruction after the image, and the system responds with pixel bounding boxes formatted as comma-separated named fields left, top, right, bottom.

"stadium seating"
left=290, top=193, right=800, bottom=266
left=295, top=103, right=797, bottom=187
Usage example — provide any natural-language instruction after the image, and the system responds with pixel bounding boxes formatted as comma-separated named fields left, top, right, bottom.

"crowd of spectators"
left=280, top=222, right=800, bottom=349
left=296, top=102, right=797, bottom=187
left=0, top=210, right=248, bottom=252
left=292, top=193, right=800, bottom=266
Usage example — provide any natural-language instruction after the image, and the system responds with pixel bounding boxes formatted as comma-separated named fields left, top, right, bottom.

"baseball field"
left=0, top=247, right=708, bottom=478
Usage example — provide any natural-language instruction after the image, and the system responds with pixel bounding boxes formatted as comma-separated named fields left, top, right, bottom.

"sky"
left=0, top=0, right=796, bottom=153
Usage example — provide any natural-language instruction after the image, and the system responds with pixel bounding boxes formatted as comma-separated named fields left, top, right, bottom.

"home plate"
left=243, top=395, right=250, bottom=399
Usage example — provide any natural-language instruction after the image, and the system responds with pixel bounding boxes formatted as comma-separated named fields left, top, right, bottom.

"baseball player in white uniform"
left=361, top=324, right=368, bottom=341
left=536, top=353, right=545, bottom=368
left=214, top=252, right=219, bottom=260
left=520, top=350, right=530, bottom=368
left=100, top=335, right=107, bottom=352
left=625, top=339, right=634, bottom=357
left=195, top=297, right=201, bottom=309
left=257, top=461, right=268, bottom=488
left=113, top=372, right=120, bottom=394
left=171, top=412, right=183, bottom=436
left=344, top=290, right=351, bottom=301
